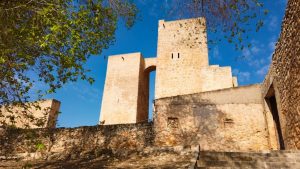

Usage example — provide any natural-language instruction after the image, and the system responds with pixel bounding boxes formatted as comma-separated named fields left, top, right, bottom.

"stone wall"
left=0, top=123, right=154, bottom=161
left=0, top=99, right=60, bottom=129
left=262, top=0, right=300, bottom=149
left=154, top=85, right=270, bottom=151
left=199, top=65, right=237, bottom=91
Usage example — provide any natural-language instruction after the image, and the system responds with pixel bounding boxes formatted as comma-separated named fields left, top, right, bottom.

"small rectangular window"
left=178, top=53, right=180, bottom=58
left=171, top=53, right=173, bottom=59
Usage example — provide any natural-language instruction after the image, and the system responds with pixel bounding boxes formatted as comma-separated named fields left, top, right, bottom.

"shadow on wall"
left=154, top=97, right=232, bottom=148
left=0, top=123, right=155, bottom=161
left=154, top=93, right=269, bottom=151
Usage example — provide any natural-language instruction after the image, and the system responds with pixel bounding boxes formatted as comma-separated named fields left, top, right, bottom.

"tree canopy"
left=167, top=0, right=268, bottom=50
left=0, top=0, right=137, bottom=107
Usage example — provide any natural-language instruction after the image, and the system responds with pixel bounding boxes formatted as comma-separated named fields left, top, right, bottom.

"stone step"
left=200, top=152, right=300, bottom=160
left=196, top=160, right=300, bottom=169
left=194, top=150, right=300, bottom=169
left=200, top=154, right=300, bottom=162
left=196, top=160, right=257, bottom=168
left=196, top=167, right=232, bottom=169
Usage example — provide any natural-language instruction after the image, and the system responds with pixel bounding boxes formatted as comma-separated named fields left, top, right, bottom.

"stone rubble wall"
left=0, top=123, right=154, bottom=161
left=262, top=0, right=300, bottom=149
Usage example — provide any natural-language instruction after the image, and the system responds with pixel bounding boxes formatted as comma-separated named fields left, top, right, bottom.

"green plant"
left=35, top=141, right=45, bottom=151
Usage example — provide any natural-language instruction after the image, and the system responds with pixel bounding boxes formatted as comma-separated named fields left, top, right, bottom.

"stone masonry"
left=261, top=0, right=300, bottom=149
left=154, top=84, right=270, bottom=151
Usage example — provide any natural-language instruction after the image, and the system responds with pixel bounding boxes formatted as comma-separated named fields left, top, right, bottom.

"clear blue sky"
left=46, top=0, right=287, bottom=127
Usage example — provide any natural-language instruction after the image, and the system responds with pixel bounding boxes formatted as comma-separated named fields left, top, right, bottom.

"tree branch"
left=4, top=0, right=35, bottom=11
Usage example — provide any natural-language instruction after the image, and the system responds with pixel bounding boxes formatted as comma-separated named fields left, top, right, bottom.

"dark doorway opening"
left=265, top=86, right=285, bottom=150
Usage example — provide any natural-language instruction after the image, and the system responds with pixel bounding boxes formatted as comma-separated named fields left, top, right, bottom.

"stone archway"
left=136, top=58, right=156, bottom=122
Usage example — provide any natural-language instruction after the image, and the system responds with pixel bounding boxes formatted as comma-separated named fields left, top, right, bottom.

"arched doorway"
left=144, top=65, right=156, bottom=122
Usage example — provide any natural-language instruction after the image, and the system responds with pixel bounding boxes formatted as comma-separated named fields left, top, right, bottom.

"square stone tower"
left=99, top=53, right=149, bottom=125
left=155, top=18, right=209, bottom=99
left=155, top=18, right=237, bottom=99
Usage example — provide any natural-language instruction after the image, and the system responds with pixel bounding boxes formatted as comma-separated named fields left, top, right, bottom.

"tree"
left=166, top=0, right=268, bottom=50
left=0, top=0, right=137, bottom=127
left=0, top=0, right=137, bottom=106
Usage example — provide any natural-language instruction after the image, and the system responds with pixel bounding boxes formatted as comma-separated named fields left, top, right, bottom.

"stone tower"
left=99, top=18, right=238, bottom=125
left=155, top=18, right=209, bottom=99
left=155, top=18, right=237, bottom=99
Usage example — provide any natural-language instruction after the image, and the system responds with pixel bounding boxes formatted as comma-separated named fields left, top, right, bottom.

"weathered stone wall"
left=0, top=99, right=60, bottom=129
left=199, top=65, right=237, bottom=91
left=0, top=123, right=154, bottom=161
left=262, top=0, right=300, bottom=149
left=154, top=85, right=270, bottom=151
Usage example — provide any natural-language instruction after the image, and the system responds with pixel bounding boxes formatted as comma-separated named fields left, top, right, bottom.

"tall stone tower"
left=155, top=18, right=237, bottom=99
left=155, top=18, right=209, bottom=99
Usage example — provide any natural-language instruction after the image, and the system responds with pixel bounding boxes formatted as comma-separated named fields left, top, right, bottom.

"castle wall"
left=261, top=0, right=300, bottom=150
left=0, top=123, right=154, bottom=161
left=100, top=53, right=147, bottom=125
left=199, top=66, right=236, bottom=92
left=154, top=84, right=270, bottom=151
left=0, top=99, right=60, bottom=128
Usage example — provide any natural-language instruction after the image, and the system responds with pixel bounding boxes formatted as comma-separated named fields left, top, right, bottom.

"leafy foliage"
left=0, top=0, right=137, bottom=127
left=166, top=0, right=268, bottom=50
left=0, top=0, right=137, bottom=106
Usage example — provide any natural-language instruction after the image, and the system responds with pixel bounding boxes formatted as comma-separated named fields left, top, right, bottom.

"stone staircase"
left=194, top=150, right=300, bottom=169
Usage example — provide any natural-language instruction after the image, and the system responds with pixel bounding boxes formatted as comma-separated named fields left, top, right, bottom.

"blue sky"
left=46, top=0, right=287, bottom=127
